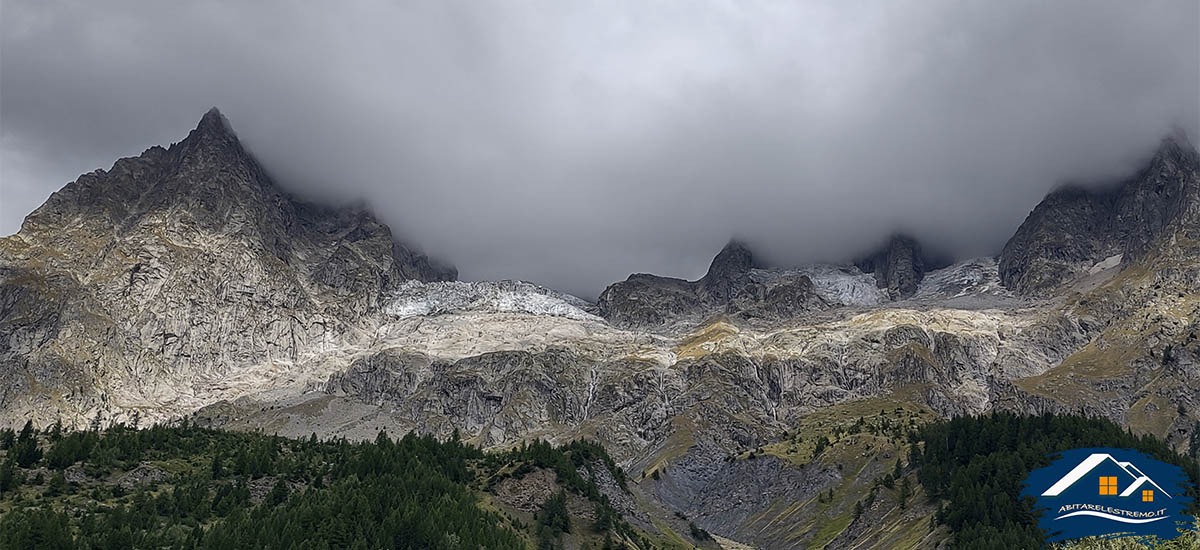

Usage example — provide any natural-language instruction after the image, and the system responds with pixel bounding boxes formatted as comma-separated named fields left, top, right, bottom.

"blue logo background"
left=1022, top=447, right=1196, bottom=544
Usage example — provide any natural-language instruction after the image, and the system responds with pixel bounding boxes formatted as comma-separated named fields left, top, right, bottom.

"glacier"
left=385, top=279, right=600, bottom=320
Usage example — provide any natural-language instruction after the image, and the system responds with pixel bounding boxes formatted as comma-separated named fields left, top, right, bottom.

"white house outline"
left=1041, top=453, right=1172, bottom=499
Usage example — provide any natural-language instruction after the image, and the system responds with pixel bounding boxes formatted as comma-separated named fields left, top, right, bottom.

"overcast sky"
left=2, top=1, right=1198, bottom=298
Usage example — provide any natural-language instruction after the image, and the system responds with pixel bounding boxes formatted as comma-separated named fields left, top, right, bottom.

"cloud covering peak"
left=2, top=0, right=1197, bottom=298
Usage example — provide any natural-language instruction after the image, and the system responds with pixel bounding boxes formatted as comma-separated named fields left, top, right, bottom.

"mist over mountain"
left=3, top=0, right=1198, bottom=298
left=4, top=2, right=1200, bottom=547
left=3, top=104, right=1199, bottom=548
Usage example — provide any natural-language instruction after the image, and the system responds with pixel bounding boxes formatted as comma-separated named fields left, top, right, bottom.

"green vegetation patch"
left=916, top=413, right=1200, bottom=550
left=0, top=421, right=657, bottom=550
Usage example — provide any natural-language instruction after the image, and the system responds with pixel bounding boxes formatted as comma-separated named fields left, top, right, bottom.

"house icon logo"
left=1022, top=448, right=1196, bottom=544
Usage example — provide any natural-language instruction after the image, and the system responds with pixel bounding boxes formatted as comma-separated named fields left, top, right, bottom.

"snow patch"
left=385, top=280, right=598, bottom=320
left=1088, top=254, right=1123, bottom=274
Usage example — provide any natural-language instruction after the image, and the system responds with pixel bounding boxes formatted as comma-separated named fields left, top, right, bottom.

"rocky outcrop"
left=265, top=304, right=1025, bottom=459
left=999, top=132, right=1200, bottom=295
left=0, top=108, right=453, bottom=427
left=598, top=240, right=760, bottom=328
left=855, top=235, right=942, bottom=299
left=597, top=274, right=705, bottom=328
left=697, top=240, right=757, bottom=302
left=598, top=240, right=825, bottom=329
left=729, top=274, right=826, bottom=319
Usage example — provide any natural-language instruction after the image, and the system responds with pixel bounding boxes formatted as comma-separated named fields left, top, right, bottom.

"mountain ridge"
left=0, top=108, right=455, bottom=429
left=998, top=132, right=1200, bottom=295
left=3, top=108, right=1200, bottom=549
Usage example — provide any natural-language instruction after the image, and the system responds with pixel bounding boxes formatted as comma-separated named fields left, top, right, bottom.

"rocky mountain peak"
left=999, top=131, right=1200, bottom=295
left=196, top=106, right=233, bottom=135
left=854, top=234, right=933, bottom=299
left=1137, top=128, right=1198, bottom=183
left=175, top=107, right=241, bottom=157
left=699, top=239, right=757, bottom=303
left=0, top=107, right=459, bottom=427
left=705, top=240, right=756, bottom=279
left=598, top=239, right=831, bottom=328
left=1160, top=125, right=1194, bottom=153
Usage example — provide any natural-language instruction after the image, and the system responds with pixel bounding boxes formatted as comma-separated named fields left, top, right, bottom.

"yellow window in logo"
left=1099, top=476, right=1118, bottom=495
left=1142, top=490, right=1154, bottom=502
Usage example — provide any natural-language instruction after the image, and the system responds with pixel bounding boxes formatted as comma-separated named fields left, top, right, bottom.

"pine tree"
left=18, top=419, right=35, bottom=442
left=12, top=424, right=41, bottom=468
left=47, top=419, right=63, bottom=442
left=532, top=488, right=575, bottom=550
left=1190, top=421, right=1200, bottom=459
left=0, top=459, right=17, bottom=494
left=266, top=478, right=289, bottom=506
left=45, top=471, right=67, bottom=497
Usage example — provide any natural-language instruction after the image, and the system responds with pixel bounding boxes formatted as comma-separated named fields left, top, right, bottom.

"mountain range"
left=2, top=109, right=1198, bottom=548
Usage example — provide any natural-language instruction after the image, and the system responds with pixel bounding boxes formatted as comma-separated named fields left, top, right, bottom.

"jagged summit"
left=177, top=106, right=241, bottom=153
left=705, top=240, right=757, bottom=276
left=854, top=234, right=946, bottom=299
left=0, top=107, right=455, bottom=427
left=197, top=106, right=231, bottom=133
left=699, top=239, right=758, bottom=302
left=999, top=131, right=1200, bottom=294
left=598, top=239, right=826, bottom=327
left=1162, top=125, right=1194, bottom=150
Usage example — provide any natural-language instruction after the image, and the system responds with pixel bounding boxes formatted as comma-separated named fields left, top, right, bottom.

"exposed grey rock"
left=729, top=274, right=826, bottom=319
left=309, top=312, right=1020, bottom=462
left=117, top=464, right=168, bottom=489
left=491, top=467, right=559, bottom=513
left=648, top=446, right=839, bottom=549
left=0, top=108, right=454, bottom=427
left=598, top=240, right=825, bottom=329
left=855, top=235, right=943, bottom=299
left=597, top=273, right=704, bottom=329
left=999, top=132, right=1200, bottom=295
left=4, top=110, right=1200, bottom=550
left=697, top=240, right=757, bottom=303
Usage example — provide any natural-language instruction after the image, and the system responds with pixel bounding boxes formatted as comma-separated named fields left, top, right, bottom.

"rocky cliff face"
left=598, top=234, right=955, bottom=328
left=854, top=235, right=945, bottom=299
left=697, top=240, right=757, bottom=303
left=0, top=108, right=453, bottom=427
left=3, top=110, right=1200, bottom=549
left=994, top=134, right=1200, bottom=448
left=597, top=240, right=828, bottom=329
left=999, top=133, right=1200, bottom=295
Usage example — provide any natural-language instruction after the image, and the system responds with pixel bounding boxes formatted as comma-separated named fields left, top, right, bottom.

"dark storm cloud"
left=2, top=0, right=1197, bottom=298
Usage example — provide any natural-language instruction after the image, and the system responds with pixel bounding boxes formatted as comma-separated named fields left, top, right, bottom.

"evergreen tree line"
left=11, top=410, right=1193, bottom=549
left=486, top=438, right=651, bottom=549
left=0, top=421, right=528, bottom=549
left=914, top=412, right=1200, bottom=550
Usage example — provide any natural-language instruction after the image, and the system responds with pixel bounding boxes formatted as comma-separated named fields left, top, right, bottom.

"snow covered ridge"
left=385, top=280, right=599, bottom=320
left=749, top=258, right=1012, bottom=306
left=751, top=265, right=889, bottom=306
